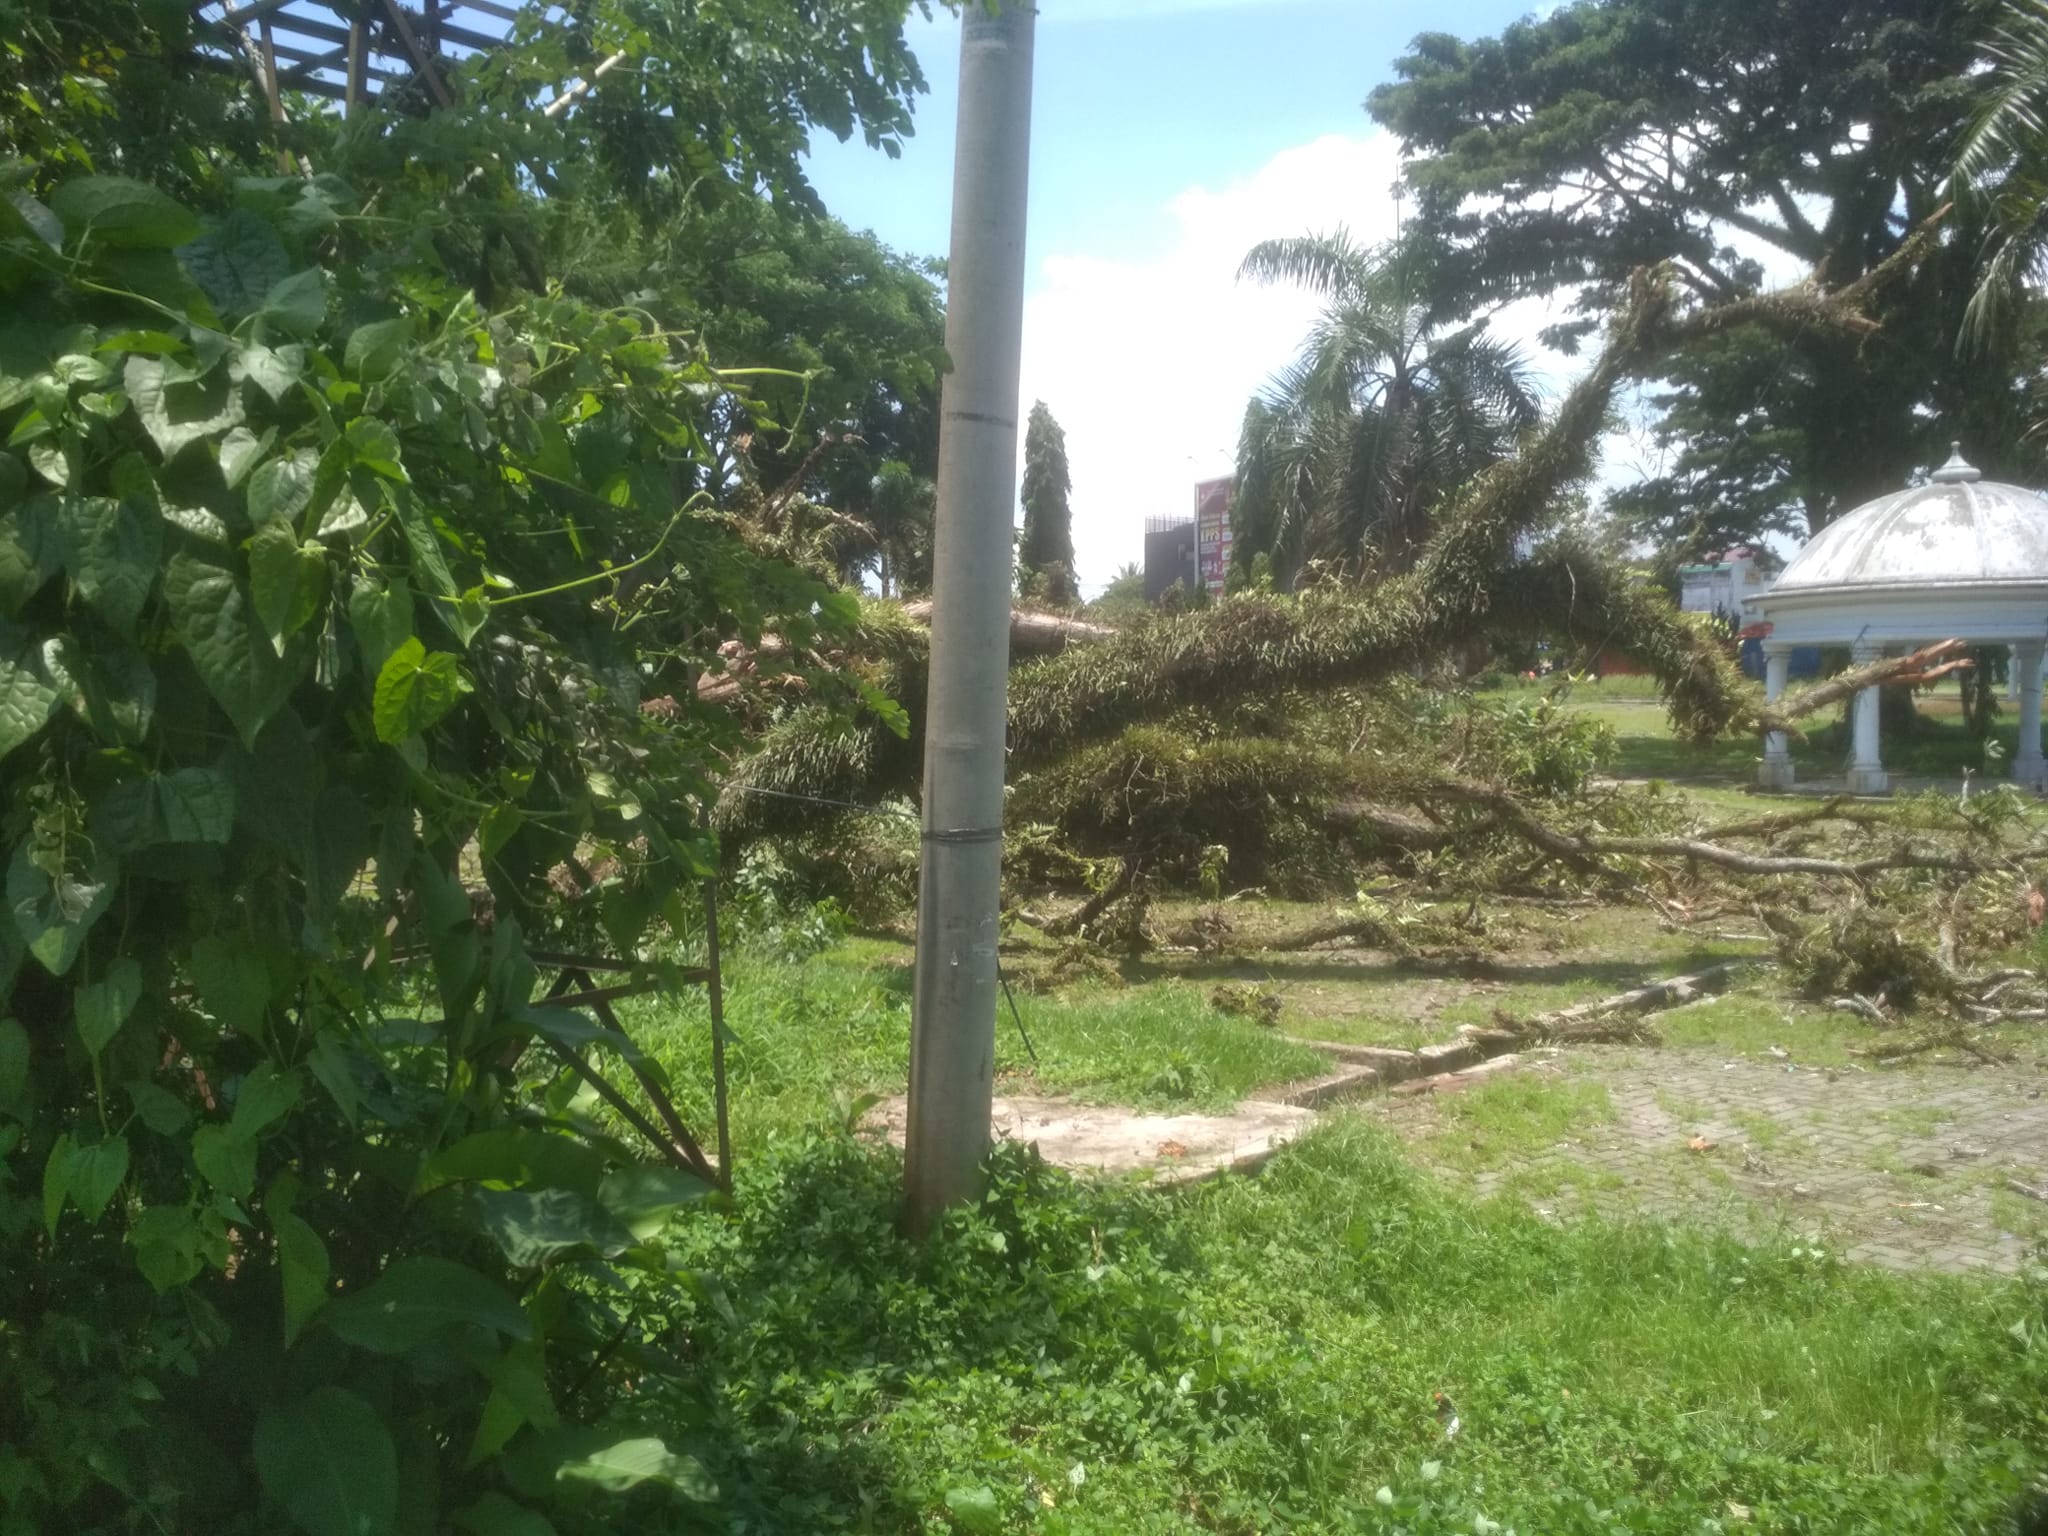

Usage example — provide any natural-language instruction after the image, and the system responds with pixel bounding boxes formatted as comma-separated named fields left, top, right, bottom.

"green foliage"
left=1086, top=562, right=1149, bottom=624
left=638, top=1124, right=2047, bottom=1532
left=1019, top=401, right=1077, bottom=604
left=1368, top=0, right=2048, bottom=546
left=0, top=162, right=869, bottom=1535
left=1232, top=233, right=1540, bottom=584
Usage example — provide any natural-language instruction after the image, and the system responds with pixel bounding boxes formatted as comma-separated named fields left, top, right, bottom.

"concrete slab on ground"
left=867, top=1093, right=1318, bottom=1185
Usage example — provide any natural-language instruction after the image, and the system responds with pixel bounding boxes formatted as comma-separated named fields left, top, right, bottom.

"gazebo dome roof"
left=1769, top=446, right=2048, bottom=596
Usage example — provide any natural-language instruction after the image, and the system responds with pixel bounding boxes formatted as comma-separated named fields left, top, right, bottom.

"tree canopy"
left=1019, top=399, right=1077, bottom=604
left=1368, top=0, right=2048, bottom=553
left=0, top=3, right=948, bottom=1531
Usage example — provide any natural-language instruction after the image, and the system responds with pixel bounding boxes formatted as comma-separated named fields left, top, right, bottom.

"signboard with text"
left=1194, top=477, right=1233, bottom=597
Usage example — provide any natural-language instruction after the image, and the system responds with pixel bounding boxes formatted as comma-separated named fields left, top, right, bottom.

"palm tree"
left=863, top=460, right=935, bottom=597
left=1953, top=0, right=2048, bottom=348
left=1232, top=230, right=1540, bottom=584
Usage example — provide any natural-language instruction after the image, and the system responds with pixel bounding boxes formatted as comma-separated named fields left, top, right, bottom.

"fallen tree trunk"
left=899, top=600, right=1115, bottom=653
left=692, top=601, right=1114, bottom=704
left=1463, top=960, right=1757, bottom=1047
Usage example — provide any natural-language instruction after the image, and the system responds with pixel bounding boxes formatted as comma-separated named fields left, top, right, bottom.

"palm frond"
left=1237, top=228, right=1376, bottom=299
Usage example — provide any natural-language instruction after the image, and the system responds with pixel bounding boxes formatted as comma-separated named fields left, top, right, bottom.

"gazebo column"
left=1846, top=640, right=1888, bottom=795
left=1759, top=641, right=1794, bottom=789
left=2014, top=639, right=2047, bottom=791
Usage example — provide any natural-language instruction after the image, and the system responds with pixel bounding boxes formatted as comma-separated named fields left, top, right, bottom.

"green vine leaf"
left=180, top=208, right=290, bottom=314
left=65, top=644, right=156, bottom=745
left=387, top=484, right=456, bottom=596
left=472, top=1186, right=635, bottom=1268
left=344, top=317, right=414, bottom=382
left=276, top=1210, right=330, bottom=1346
left=164, top=551, right=303, bottom=746
left=6, top=837, right=115, bottom=977
left=192, top=1124, right=257, bottom=1200
left=231, top=1061, right=301, bottom=1135
left=219, top=425, right=273, bottom=490
left=261, top=269, right=329, bottom=337
left=190, top=935, right=270, bottom=1038
left=253, top=1387, right=398, bottom=1536
left=240, top=342, right=306, bottom=404
left=0, top=618, right=64, bottom=761
left=347, top=577, right=413, bottom=678
left=346, top=416, right=407, bottom=482
left=552, top=1435, right=716, bottom=1501
left=248, top=450, right=316, bottom=528
left=43, top=1132, right=128, bottom=1233
left=131, top=1203, right=205, bottom=1292
left=373, top=637, right=465, bottom=744
left=51, top=176, right=202, bottom=250
left=125, top=355, right=245, bottom=457
left=0, top=495, right=59, bottom=614
left=61, top=491, right=161, bottom=637
left=156, top=767, right=235, bottom=842
left=74, top=956, right=142, bottom=1055
left=249, top=522, right=326, bottom=654
left=321, top=1255, right=530, bottom=1354
left=94, top=768, right=232, bottom=852
left=123, top=1079, right=190, bottom=1136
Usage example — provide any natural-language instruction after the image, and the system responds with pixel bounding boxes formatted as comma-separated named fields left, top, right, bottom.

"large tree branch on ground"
left=690, top=602, right=1112, bottom=706
left=1427, top=778, right=2003, bottom=883
left=1494, top=548, right=1969, bottom=742
left=1756, top=643, right=1972, bottom=735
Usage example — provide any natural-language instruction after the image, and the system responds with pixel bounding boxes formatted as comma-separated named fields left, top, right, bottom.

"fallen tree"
left=716, top=232, right=1953, bottom=840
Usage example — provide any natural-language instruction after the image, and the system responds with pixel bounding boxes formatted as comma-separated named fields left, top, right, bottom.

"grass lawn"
left=614, top=899, right=2048, bottom=1533
left=1547, top=677, right=2030, bottom=786
left=613, top=718, right=2048, bottom=1533
left=619, top=936, right=1331, bottom=1144
left=643, top=1121, right=2048, bottom=1534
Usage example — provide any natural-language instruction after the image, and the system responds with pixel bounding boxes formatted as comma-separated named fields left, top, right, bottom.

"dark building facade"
left=1143, top=516, right=1198, bottom=602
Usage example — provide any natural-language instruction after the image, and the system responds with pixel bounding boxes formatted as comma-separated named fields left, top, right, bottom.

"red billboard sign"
left=1194, top=477, right=1233, bottom=597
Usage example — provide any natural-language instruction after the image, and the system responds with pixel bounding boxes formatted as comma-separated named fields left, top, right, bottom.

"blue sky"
left=801, top=0, right=1549, bottom=591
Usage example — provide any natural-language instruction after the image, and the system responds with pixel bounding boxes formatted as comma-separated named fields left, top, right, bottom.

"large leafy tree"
left=1019, top=400, right=1078, bottom=603
left=1231, top=231, right=1539, bottom=585
left=1367, top=0, right=2048, bottom=552
left=0, top=2, right=943, bottom=1531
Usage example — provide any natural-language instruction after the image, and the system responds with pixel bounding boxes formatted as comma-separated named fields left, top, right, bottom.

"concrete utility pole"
left=904, top=0, right=1036, bottom=1236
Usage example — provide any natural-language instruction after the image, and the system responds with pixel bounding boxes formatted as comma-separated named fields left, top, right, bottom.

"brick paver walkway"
left=1372, top=1047, right=2048, bottom=1274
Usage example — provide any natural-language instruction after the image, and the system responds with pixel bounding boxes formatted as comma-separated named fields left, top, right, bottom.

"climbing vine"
left=0, top=164, right=862, bottom=1534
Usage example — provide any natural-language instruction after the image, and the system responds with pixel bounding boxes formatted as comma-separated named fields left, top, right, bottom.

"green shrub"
left=0, top=167, right=866, bottom=1535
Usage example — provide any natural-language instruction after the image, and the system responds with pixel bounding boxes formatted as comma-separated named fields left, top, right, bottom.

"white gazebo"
left=1750, top=445, right=2048, bottom=794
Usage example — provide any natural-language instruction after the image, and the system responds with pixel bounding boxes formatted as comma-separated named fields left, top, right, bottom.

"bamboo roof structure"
left=189, top=2, right=554, bottom=112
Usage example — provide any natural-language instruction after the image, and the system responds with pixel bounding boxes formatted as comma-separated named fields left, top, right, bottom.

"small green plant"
left=1142, top=1048, right=1214, bottom=1102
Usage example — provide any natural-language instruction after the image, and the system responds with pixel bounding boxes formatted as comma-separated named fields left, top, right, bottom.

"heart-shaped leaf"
left=253, top=1387, right=397, bottom=1536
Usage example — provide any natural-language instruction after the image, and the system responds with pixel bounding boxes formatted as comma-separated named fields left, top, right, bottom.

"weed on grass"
left=652, top=1122, right=2048, bottom=1533
left=1410, top=1073, right=1617, bottom=1172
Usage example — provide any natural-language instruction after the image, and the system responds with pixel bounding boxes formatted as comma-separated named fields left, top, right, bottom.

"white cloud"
left=1016, top=137, right=1831, bottom=595
left=1018, top=132, right=1409, bottom=594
